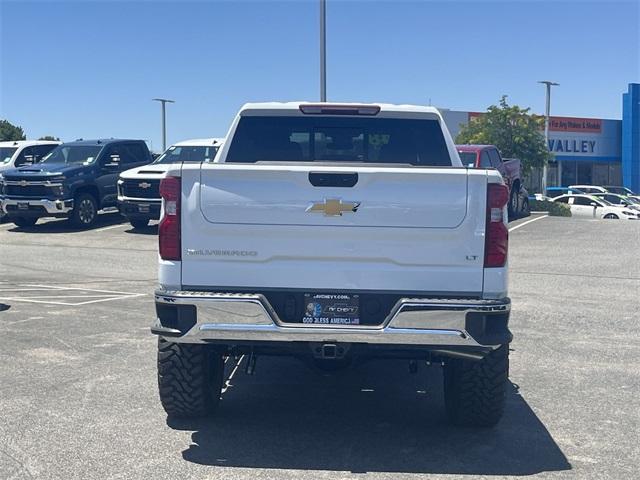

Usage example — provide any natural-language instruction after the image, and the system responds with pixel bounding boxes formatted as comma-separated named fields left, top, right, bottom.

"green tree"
left=38, top=135, right=60, bottom=141
left=455, top=96, right=552, bottom=175
left=0, top=119, right=26, bottom=141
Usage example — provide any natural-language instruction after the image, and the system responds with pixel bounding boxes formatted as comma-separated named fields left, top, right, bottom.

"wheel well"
left=74, top=185, right=100, bottom=207
left=511, top=180, right=521, bottom=194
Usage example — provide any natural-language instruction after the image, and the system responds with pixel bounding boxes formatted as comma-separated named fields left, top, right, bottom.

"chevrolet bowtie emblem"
left=306, top=198, right=360, bottom=216
left=139, top=182, right=151, bottom=189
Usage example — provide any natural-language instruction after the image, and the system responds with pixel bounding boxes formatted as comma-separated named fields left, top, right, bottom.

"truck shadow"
left=168, top=356, right=571, bottom=476
left=5, top=212, right=126, bottom=233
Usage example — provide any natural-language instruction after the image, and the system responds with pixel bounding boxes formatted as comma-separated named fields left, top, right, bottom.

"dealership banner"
left=549, top=116, right=602, bottom=134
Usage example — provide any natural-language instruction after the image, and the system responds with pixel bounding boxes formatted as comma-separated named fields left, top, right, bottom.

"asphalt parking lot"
left=0, top=213, right=638, bottom=480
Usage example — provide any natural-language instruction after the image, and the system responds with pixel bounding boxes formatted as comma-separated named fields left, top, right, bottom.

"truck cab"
left=456, top=144, right=527, bottom=218
left=0, top=139, right=152, bottom=228
left=0, top=140, right=61, bottom=172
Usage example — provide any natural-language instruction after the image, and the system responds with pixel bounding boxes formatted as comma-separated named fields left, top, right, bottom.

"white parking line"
left=222, top=355, right=245, bottom=394
left=91, top=223, right=128, bottom=233
left=0, top=284, right=146, bottom=306
left=21, top=284, right=143, bottom=295
left=509, top=214, right=548, bottom=233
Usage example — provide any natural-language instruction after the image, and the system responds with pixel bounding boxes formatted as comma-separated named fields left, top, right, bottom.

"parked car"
left=603, top=186, right=635, bottom=195
left=0, top=139, right=153, bottom=228
left=568, top=184, right=608, bottom=194
left=456, top=144, right=527, bottom=217
left=153, top=102, right=513, bottom=427
left=118, top=138, right=223, bottom=229
left=530, top=193, right=554, bottom=202
left=0, top=140, right=61, bottom=172
left=545, top=186, right=584, bottom=198
left=591, top=193, right=640, bottom=211
left=553, top=194, right=639, bottom=219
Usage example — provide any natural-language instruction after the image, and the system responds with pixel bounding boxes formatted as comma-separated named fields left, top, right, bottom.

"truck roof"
left=239, top=101, right=443, bottom=116
left=455, top=145, right=496, bottom=152
left=172, top=138, right=224, bottom=147
left=0, top=140, right=61, bottom=147
left=62, top=139, right=146, bottom=146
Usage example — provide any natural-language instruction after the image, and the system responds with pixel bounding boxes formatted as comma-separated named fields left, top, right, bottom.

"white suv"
left=0, top=140, right=61, bottom=172
left=568, top=184, right=608, bottom=194
left=553, top=194, right=639, bottom=219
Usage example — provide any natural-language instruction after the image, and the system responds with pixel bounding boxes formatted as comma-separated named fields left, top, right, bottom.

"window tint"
left=123, top=143, right=148, bottom=164
left=573, top=196, right=595, bottom=206
left=102, top=145, right=122, bottom=166
left=119, top=145, right=136, bottom=165
left=479, top=151, right=491, bottom=168
left=154, top=145, right=220, bottom=163
left=42, top=145, right=102, bottom=165
left=458, top=151, right=476, bottom=167
left=0, top=147, right=17, bottom=164
left=487, top=149, right=502, bottom=168
left=15, top=146, right=36, bottom=167
left=225, top=116, right=451, bottom=166
left=34, top=144, right=57, bottom=162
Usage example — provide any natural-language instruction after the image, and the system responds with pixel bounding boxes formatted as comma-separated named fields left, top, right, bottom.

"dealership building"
left=442, top=83, right=640, bottom=193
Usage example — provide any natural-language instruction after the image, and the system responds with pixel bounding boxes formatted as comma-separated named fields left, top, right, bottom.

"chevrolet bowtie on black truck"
left=152, top=102, right=512, bottom=427
left=0, top=139, right=153, bottom=228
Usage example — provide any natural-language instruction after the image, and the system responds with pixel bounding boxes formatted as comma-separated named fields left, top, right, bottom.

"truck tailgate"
left=180, top=163, right=488, bottom=294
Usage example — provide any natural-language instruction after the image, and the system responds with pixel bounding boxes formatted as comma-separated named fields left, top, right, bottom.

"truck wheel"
left=508, top=189, right=518, bottom=219
left=70, top=193, right=98, bottom=228
left=13, top=217, right=38, bottom=228
left=520, top=196, right=530, bottom=217
left=443, top=345, right=509, bottom=427
left=157, top=338, right=224, bottom=418
left=130, top=218, right=150, bottom=229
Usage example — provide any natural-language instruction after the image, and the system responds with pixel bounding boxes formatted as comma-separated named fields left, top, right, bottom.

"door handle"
left=309, top=172, right=358, bottom=188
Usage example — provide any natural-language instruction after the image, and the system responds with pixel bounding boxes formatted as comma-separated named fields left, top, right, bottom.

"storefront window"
left=547, top=162, right=558, bottom=187
left=609, top=163, right=622, bottom=185
left=577, top=162, right=593, bottom=184
left=593, top=163, right=609, bottom=186
left=561, top=161, right=577, bottom=186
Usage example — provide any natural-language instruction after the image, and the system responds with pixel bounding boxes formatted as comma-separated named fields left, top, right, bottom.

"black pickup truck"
left=0, top=139, right=153, bottom=228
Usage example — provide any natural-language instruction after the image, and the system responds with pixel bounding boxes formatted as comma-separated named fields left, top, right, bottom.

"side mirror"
left=590, top=202, right=597, bottom=207
left=103, top=154, right=121, bottom=170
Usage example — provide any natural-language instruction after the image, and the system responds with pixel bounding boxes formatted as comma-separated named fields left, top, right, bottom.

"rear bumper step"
left=152, top=290, right=511, bottom=349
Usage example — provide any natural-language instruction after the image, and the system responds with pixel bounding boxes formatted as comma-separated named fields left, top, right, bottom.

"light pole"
left=152, top=98, right=175, bottom=151
left=320, top=0, right=326, bottom=102
left=538, top=81, right=559, bottom=193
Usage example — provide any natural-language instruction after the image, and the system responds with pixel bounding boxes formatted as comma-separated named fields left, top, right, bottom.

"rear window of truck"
left=225, top=116, right=451, bottom=166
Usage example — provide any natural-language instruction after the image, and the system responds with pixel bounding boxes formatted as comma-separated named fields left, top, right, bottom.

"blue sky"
left=1, top=0, right=638, bottom=151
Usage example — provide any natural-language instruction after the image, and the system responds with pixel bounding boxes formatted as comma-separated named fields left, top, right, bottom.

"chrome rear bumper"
left=153, top=290, right=511, bottom=349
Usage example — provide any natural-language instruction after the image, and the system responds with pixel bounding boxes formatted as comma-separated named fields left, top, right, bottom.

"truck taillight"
left=159, top=176, right=181, bottom=261
left=485, top=183, right=509, bottom=268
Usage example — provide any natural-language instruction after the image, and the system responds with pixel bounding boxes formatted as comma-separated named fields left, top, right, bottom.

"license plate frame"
left=137, top=204, right=150, bottom=213
left=302, top=293, right=360, bottom=325
left=17, top=202, right=29, bottom=210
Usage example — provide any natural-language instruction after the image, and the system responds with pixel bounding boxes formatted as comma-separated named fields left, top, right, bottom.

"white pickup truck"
left=153, top=102, right=512, bottom=427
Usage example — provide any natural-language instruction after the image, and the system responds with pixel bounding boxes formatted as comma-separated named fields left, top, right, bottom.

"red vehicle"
left=457, top=144, right=528, bottom=218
